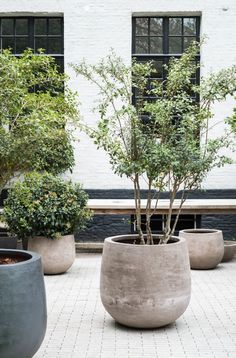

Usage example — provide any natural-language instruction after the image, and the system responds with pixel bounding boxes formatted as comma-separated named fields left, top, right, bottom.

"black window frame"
left=0, top=16, right=64, bottom=71
left=132, top=16, right=200, bottom=105
left=132, top=16, right=201, bottom=233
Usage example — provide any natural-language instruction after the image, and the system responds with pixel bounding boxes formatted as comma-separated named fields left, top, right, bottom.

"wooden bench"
left=1, top=198, right=235, bottom=217
left=87, top=199, right=236, bottom=215
left=87, top=198, right=236, bottom=231
left=1, top=199, right=236, bottom=251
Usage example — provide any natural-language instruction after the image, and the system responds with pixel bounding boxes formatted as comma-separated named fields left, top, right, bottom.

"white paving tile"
left=34, top=253, right=236, bottom=358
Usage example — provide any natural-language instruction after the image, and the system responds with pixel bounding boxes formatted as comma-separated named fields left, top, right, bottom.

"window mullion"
left=28, top=18, right=34, bottom=51
left=163, top=17, right=168, bottom=55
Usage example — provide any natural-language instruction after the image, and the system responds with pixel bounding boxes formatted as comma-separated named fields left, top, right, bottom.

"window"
left=132, top=16, right=201, bottom=233
left=132, top=16, right=200, bottom=104
left=0, top=17, right=64, bottom=71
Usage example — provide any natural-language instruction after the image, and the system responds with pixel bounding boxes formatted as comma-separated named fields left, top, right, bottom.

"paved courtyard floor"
left=35, top=253, right=236, bottom=358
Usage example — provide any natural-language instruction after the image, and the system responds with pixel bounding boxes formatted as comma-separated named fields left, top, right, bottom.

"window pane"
left=15, top=19, right=28, bottom=35
left=135, top=18, right=148, bottom=36
left=15, top=37, right=29, bottom=53
left=35, top=18, right=47, bottom=35
left=48, top=37, right=62, bottom=54
left=169, top=37, right=182, bottom=53
left=150, top=37, right=162, bottom=54
left=54, top=57, right=64, bottom=73
left=2, top=19, right=14, bottom=35
left=152, top=60, right=164, bottom=78
left=35, top=37, right=47, bottom=52
left=184, top=37, right=196, bottom=50
left=135, top=37, right=148, bottom=54
left=48, top=18, right=62, bottom=35
left=150, top=18, right=162, bottom=36
left=169, top=18, right=182, bottom=35
left=183, top=18, right=196, bottom=36
left=2, top=37, right=14, bottom=50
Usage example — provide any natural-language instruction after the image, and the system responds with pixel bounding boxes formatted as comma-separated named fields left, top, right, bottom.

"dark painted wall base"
left=77, top=189, right=236, bottom=242
left=1, top=188, right=235, bottom=241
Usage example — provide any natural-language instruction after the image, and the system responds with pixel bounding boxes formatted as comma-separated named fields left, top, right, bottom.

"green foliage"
left=0, top=49, right=79, bottom=194
left=73, top=43, right=236, bottom=244
left=227, top=98, right=236, bottom=134
left=3, top=172, right=92, bottom=240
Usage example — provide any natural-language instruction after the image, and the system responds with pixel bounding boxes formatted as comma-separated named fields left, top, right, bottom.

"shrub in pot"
left=3, top=172, right=91, bottom=274
left=0, top=49, right=78, bottom=247
left=0, top=249, right=47, bottom=358
left=73, top=43, right=236, bottom=328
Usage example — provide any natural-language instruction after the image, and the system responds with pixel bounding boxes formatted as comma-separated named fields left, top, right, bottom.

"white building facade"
left=0, top=0, right=235, bottom=239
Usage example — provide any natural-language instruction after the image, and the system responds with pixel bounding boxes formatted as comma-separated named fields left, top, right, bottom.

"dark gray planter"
left=0, top=249, right=47, bottom=358
left=0, top=228, right=17, bottom=249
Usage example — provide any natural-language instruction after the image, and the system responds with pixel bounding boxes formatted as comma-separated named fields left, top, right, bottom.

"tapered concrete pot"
left=28, top=234, right=75, bottom=274
left=100, top=235, right=191, bottom=328
left=221, top=240, right=236, bottom=262
left=179, top=229, right=224, bottom=269
left=0, top=249, right=47, bottom=358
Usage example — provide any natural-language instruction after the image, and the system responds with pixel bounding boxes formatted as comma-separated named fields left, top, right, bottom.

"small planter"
left=221, top=240, right=236, bottom=262
left=0, top=249, right=47, bottom=358
left=100, top=235, right=191, bottom=328
left=28, top=234, right=76, bottom=275
left=179, top=229, right=224, bottom=269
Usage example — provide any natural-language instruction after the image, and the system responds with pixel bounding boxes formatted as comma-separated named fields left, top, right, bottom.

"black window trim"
left=132, top=16, right=201, bottom=104
left=0, top=16, right=64, bottom=70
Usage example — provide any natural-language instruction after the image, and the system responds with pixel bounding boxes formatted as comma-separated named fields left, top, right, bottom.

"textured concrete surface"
left=100, top=236, right=191, bottom=328
left=34, top=253, right=236, bottom=358
left=179, top=229, right=224, bottom=270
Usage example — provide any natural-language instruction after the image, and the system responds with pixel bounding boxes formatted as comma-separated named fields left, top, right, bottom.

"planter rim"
left=0, top=249, right=41, bottom=267
left=179, top=229, right=222, bottom=234
left=104, top=234, right=183, bottom=247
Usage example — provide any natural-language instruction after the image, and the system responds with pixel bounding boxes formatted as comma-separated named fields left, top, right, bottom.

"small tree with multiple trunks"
left=73, top=43, right=236, bottom=244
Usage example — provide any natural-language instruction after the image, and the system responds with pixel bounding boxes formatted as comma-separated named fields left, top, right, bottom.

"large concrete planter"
left=221, top=240, right=236, bottom=262
left=100, top=235, right=191, bottom=328
left=179, top=229, right=224, bottom=269
left=0, top=249, right=47, bottom=358
left=28, top=234, right=75, bottom=274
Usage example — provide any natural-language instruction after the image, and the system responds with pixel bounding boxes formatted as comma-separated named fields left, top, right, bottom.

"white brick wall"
left=1, top=0, right=236, bottom=189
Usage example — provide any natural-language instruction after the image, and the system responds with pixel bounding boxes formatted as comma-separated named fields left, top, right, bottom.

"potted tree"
left=3, top=172, right=91, bottom=274
left=73, top=43, right=236, bottom=328
left=0, top=249, right=47, bottom=358
left=0, top=49, right=78, bottom=248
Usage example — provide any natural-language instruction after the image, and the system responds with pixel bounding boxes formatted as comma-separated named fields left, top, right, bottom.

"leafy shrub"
left=3, top=173, right=91, bottom=239
left=0, top=49, right=79, bottom=196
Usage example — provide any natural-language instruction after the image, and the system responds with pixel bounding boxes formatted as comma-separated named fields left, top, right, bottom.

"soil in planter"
left=0, top=254, right=28, bottom=265
left=116, top=237, right=179, bottom=245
